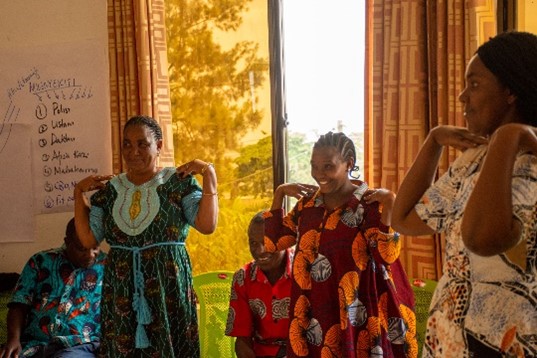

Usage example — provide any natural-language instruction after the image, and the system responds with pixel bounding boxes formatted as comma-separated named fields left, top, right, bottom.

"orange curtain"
left=365, top=0, right=496, bottom=280
left=107, top=0, right=174, bottom=173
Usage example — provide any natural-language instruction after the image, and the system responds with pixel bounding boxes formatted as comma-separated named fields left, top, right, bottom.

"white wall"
left=0, top=1, right=108, bottom=273
left=1, top=213, right=72, bottom=272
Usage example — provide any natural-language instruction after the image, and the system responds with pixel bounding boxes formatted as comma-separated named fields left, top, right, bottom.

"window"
left=284, top=1, right=366, bottom=186
left=165, top=0, right=365, bottom=274
left=165, top=0, right=272, bottom=274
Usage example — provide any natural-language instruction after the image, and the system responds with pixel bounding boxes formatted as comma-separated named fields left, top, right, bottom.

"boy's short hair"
left=65, top=218, right=76, bottom=241
left=248, top=212, right=265, bottom=237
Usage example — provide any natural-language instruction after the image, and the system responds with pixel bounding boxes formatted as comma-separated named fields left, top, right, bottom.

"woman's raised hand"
left=363, top=188, right=396, bottom=226
left=270, top=182, right=318, bottom=210
left=277, top=182, right=318, bottom=200
left=430, top=125, right=488, bottom=151
left=176, top=159, right=214, bottom=178
left=75, top=175, right=114, bottom=193
left=491, top=123, right=537, bottom=154
left=363, top=188, right=395, bottom=206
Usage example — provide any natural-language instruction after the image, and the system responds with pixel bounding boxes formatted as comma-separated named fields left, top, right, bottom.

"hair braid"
left=124, top=115, right=163, bottom=141
left=314, top=131, right=359, bottom=177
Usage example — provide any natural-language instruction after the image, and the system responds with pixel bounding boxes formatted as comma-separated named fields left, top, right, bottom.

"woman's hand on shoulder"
left=74, top=174, right=114, bottom=194
left=363, top=188, right=395, bottom=226
left=429, top=125, right=488, bottom=151
left=270, top=182, right=317, bottom=210
left=491, top=123, right=537, bottom=154
left=176, top=160, right=214, bottom=178
left=276, top=182, right=318, bottom=200
left=363, top=188, right=395, bottom=206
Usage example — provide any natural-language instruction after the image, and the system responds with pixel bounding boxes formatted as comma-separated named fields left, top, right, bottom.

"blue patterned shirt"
left=9, top=247, right=106, bottom=356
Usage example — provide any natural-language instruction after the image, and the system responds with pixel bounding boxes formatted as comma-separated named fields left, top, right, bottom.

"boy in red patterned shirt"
left=225, top=212, right=293, bottom=358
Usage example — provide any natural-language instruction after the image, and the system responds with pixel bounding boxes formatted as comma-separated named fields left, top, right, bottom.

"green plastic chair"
left=193, top=271, right=236, bottom=358
left=410, top=278, right=438, bottom=357
left=0, top=292, right=11, bottom=346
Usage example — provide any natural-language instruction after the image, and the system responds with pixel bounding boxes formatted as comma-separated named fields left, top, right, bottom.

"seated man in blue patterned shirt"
left=0, top=218, right=106, bottom=358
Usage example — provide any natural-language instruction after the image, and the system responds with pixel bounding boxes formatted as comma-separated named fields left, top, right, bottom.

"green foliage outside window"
left=187, top=136, right=274, bottom=274
left=165, top=0, right=271, bottom=275
left=165, top=0, right=364, bottom=275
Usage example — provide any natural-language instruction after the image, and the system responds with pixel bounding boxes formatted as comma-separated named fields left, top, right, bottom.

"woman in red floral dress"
left=264, top=131, right=416, bottom=357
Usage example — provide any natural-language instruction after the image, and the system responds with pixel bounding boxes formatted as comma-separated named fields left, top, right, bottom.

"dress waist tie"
left=110, top=242, right=186, bottom=349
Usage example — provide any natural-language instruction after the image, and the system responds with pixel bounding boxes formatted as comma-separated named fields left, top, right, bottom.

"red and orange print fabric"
left=264, top=182, right=417, bottom=357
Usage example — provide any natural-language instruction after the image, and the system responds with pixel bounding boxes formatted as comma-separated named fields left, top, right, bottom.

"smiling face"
left=459, top=55, right=518, bottom=136
left=248, top=220, right=285, bottom=274
left=310, top=146, right=352, bottom=195
left=122, top=124, right=162, bottom=176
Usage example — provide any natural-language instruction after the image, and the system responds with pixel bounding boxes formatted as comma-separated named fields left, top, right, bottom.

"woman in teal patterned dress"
left=73, top=115, right=218, bottom=357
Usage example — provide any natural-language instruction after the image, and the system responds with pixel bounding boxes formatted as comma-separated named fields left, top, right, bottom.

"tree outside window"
left=165, top=0, right=272, bottom=274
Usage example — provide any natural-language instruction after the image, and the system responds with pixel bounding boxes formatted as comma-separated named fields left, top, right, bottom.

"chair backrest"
left=193, top=271, right=236, bottom=358
left=410, top=278, right=438, bottom=357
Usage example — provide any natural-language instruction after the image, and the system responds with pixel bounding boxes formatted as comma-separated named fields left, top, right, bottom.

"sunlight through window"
left=284, top=1, right=365, bottom=183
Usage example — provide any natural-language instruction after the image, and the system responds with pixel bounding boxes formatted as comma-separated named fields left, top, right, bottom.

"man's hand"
left=0, top=337, right=23, bottom=358
left=1, top=303, right=29, bottom=358
left=235, top=336, right=256, bottom=358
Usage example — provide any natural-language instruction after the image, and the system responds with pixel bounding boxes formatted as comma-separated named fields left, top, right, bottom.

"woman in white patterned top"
left=392, top=31, right=537, bottom=357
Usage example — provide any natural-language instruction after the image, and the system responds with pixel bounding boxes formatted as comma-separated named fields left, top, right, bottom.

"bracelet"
left=201, top=162, right=214, bottom=175
left=202, top=192, right=218, bottom=196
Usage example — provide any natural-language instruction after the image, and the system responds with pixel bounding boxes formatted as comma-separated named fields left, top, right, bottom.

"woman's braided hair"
left=313, top=131, right=359, bottom=178
left=477, top=31, right=537, bottom=126
left=124, top=115, right=163, bottom=141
